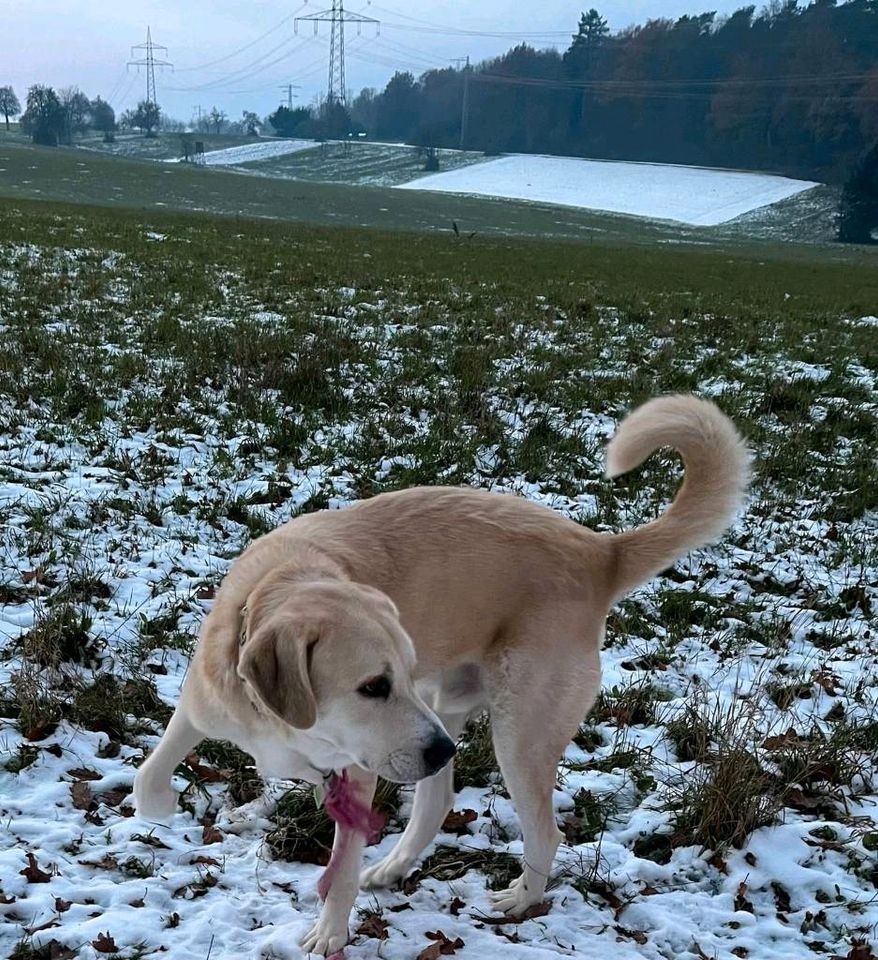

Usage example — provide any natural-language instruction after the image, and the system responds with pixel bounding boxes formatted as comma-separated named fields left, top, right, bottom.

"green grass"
left=2, top=138, right=877, bottom=259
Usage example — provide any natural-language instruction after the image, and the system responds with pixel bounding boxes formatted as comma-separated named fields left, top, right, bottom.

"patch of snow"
left=173, top=139, right=317, bottom=167
left=399, top=155, right=819, bottom=226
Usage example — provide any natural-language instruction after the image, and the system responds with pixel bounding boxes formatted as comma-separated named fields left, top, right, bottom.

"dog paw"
left=215, top=789, right=278, bottom=834
left=300, top=916, right=348, bottom=957
left=360, top=851, right=415, bottom=889
left=489, top=875, right=541, bottom=917
left=133, top=778, right=177, bottom=822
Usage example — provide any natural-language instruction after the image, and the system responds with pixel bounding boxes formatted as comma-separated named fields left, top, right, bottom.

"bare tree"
left=242, top=110, right=260, bottom=136
left=59, top=86, right=91, bottom=144
left=130, top=100, right=161, bottom=137
left=208, top=106, right=228, bottom=135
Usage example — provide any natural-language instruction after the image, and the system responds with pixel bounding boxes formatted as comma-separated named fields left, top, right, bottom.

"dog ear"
left=237, top=621, right=318, bottom=729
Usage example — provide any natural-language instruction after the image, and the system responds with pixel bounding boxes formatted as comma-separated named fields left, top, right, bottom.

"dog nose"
left=423, top=735, right=456, bottom=774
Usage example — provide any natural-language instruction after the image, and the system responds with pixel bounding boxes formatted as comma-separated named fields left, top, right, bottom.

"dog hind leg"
left=488, top=639, right=601, bottom=916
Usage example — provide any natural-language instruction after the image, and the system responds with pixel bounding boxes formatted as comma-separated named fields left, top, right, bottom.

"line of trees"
left=8, top=84, right=121, bottom=144
left=350, top=1, right=878, bottom=186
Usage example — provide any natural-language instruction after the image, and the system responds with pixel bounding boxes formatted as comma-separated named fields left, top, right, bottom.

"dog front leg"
left=300, top=765, right=377, bottom=957
left=134, top=701, right=203, bottom=820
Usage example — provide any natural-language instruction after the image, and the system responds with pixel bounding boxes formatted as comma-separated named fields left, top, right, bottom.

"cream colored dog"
left=134, top=394, right=749, bottom=955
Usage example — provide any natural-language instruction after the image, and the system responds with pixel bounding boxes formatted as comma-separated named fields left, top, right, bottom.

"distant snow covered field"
left=182, top=140, right=317, bottom=167
left=399, top=155, right=820, bottom=226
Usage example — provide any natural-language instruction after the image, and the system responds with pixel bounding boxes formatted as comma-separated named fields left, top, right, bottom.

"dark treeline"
left=351, top=1, right=878, bottom=184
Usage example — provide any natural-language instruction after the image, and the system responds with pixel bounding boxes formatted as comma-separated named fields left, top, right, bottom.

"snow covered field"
left=400, top=156, right=820, bottom=226
left=189, top=139, right=317, bottom=167
left=0, top=222, right=876, bottom=960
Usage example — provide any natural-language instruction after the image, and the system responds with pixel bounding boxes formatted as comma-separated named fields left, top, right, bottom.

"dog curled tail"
left=605, top=394, right=751, bottom=599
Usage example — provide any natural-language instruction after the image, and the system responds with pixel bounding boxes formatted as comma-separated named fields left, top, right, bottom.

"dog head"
left=237, top=577, right=455, bottom=783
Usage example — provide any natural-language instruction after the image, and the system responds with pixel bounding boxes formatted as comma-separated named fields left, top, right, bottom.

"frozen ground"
left=0, top=232, right=875, bottom=960
left=399, top=155, right=820, bottom=226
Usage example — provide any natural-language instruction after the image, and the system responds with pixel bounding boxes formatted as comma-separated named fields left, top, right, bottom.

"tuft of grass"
left=19, top=604, right=98, bottom=668
left=72, top=674, right=171, bottom=740
left=564, top=789, right=616, bottom=844
left=453, top=715, right=501, bottom=791
left=198, top=739, right=265, bottom=807
left=590, top=681, right=671, bottom=727
left=266, top=778, right=400, bottom=865
left=671, top=745, right=777, bottom=850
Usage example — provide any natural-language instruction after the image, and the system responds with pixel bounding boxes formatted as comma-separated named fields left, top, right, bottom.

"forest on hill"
left=349, top=1, right=878, bottom=184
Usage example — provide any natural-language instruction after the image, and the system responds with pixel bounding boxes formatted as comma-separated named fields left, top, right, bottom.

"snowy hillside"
left=400, top=155, right=819, bottom=226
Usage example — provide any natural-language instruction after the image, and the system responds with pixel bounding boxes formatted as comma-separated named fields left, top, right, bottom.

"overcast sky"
left=6, top=0, right=753, bottom=123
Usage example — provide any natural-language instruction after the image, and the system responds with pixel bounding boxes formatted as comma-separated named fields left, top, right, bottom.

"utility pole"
left=459, top=55, right=471, bottom=151
left=128, top=27, right=173, bottom=107
left=295, top=2, right=380, bottom=106
left=279, top=84, right=301, bottom=109
left=193, top=105, right=203, bottom=129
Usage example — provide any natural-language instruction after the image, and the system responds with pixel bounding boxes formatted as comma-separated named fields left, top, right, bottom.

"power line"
left=176, top=5, right=309, bottom=73
left=165, top=36, right=312, bottom=93
left=369, top=3, right=570, bottom=40
left=295, top=2, right=380, bottom=106
left=128, top=27, right=173, bottom=106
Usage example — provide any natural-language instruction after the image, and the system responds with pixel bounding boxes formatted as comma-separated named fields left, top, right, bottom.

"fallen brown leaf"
left=186, top=753, right=225, bottom=783
left=92, top=932, right=117, bottom=953
left=67, top=767, right=102, bottom=781
left=449, top=896, right=466, bottom=916
left=21, top=852, right=53, bottom=883
left=417, top=930, right=465, bottom=959
left=442, top=809, right=478, bottom=834
left=132, top=832, right=170, bottom=850
left=71, top=781, right=93, bottom=811
left=357, top=914, right=389, bottom=940
left=734, top=882, right=754, bottom=914
left=202, top=824, right=223, bottom=845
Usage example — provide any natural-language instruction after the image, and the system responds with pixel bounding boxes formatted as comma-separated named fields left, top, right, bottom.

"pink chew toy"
left=317, top=771, right=385, bottom=902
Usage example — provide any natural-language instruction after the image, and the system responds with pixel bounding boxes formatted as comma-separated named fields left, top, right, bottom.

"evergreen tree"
left=267, top=105, right=312, bottom=137
left=90, top=97, right=116, bottom=142
left=839, top=141, right=878, bottom=243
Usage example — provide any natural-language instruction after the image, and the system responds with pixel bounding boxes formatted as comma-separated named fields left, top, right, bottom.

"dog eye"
left=358, top=676, right=391, bottom=699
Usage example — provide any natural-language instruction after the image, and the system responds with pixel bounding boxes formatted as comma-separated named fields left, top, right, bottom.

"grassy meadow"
left=0, top=155, right=876, bottom=959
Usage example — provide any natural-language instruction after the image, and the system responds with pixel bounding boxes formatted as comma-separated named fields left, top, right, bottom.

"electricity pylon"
left=128, top=27, right=173, bottom=106
left=295, top=2, right=379, bottom=106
